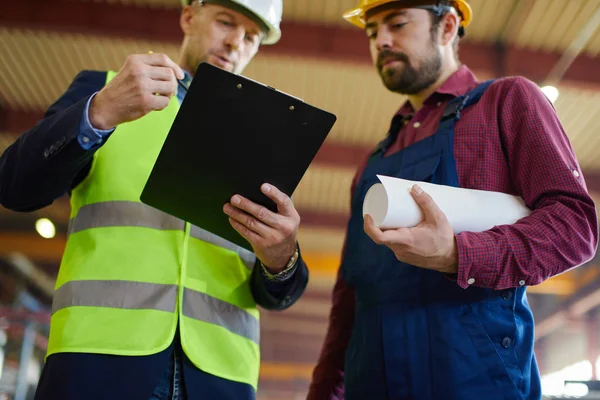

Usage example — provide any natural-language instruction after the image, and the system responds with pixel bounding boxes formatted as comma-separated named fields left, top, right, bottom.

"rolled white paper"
left=363, top=175, right=532, bottom=233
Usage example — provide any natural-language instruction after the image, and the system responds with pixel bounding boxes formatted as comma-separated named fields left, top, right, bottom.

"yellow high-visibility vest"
left=47, top=70, right=261, bottom=389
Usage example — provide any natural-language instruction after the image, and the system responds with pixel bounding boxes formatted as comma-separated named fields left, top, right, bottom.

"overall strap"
left=368, top=114, right=406, bottom=162
left=441, top=79, right=495, bottom=120
left=435, top=78, right=495, bottom=138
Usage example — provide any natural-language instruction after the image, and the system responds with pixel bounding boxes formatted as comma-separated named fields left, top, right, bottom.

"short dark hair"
left=428, top=1, right=461, bottom=61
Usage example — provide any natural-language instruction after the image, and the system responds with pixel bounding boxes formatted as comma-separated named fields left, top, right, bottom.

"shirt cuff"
left=78, top=92, right=115, bottom=150
left=455, top=232, right=500, bottom=289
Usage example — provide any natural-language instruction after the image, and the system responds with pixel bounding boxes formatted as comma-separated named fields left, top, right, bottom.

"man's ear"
left=180, top=4, right=198, bottom=35
left=439, top=11, right=460, bottom=46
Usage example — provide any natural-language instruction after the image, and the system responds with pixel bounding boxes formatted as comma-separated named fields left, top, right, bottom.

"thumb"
left=411, top=184, right=445, bottom=223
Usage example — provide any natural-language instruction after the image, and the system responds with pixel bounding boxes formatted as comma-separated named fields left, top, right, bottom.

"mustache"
left=377, top=50, right=409, bottom=69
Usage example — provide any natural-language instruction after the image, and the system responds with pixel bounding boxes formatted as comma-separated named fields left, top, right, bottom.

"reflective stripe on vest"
left=52, top=280, right=259, bottom=344
left=69, top=201, right=256, bottom=269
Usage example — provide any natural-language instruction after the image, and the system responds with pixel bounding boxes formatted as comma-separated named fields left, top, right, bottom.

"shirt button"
left=467, top=278, right=475, bottom=285
left=437, top=102, right=442, bottom=107
left=413, top=122, right=421, bottom=128
left=519, top=280, right=526, bottom=286
left=81, top=136, right=90, bottom=144
left=501, top=337, right=512, bottom=348
left=573, top=170, right=580, bottom=178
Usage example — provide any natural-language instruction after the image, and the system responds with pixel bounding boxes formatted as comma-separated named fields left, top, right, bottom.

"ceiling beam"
left=2, top=0, right=600, bottom=89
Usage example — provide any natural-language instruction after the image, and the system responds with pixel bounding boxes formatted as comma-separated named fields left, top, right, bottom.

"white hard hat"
left=181, top=0, right=283, bottom=45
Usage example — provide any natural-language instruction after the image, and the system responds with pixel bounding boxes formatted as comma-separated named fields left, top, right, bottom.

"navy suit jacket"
left=0, top=71, right=309, bottom=399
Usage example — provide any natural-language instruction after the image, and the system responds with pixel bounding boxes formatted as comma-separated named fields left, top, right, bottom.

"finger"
left=410, top=185, right=446, bottom=224
left=363, top=214, right=385, bottom=244
left=147, top=66, right=177, bottom=82
left=145, top=94, right=171, bottom=111
left=143, top=53, right=184, bottom=80
left=223, top=202, right=274, bottom=237
left=147, top=79, right=178, bottom=97
left=261, top=184, right=296, bottom=217
left=229, top=195, right=281, bottom=228
left=364, top=214, right=411, bottom=246
left=229, top=217, right=263, bottom=246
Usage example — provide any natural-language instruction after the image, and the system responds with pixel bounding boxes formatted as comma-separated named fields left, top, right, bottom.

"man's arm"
left=455, top=77, right=599, bottom=290
left=0, top=70, right=107, bottom=211
left=249, top=247, right=309, bottom=310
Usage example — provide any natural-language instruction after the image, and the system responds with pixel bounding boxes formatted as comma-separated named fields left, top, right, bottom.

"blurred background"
left=1, top=0, right=600, bottom=399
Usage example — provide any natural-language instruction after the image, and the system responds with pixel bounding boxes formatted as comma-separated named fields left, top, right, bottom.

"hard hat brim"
left=343, top=0, right=472, bottom=30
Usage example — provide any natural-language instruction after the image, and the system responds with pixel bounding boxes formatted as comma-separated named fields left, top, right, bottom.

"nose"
left=375, top=26, right=394, bottom=52
left=225, top=26, right=245, bottom=51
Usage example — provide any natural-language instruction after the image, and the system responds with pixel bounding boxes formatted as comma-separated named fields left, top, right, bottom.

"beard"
left=377, top=42, right=443, bottom=95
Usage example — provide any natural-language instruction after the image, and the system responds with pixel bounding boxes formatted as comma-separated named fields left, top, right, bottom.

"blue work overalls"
left=341, top=81, right=542, bottom=400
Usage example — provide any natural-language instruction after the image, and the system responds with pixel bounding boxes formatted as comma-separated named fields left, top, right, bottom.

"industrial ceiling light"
left=540, top=85, right=560, bottom=104
left=35, top=218, right=56, bottom=239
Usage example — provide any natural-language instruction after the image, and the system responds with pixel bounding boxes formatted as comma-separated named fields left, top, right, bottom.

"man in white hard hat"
left=307, top=0, right=598, bottom=399
left=0, top=1, right=310, bottom=399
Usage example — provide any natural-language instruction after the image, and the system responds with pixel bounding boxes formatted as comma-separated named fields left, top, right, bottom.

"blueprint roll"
left=363, top=175, right=532, bottom=233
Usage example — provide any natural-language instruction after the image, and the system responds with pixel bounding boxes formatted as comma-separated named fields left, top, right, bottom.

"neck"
left=407, top=60, right=460, bottom=111
left=178, top=42, right=196, bottom=78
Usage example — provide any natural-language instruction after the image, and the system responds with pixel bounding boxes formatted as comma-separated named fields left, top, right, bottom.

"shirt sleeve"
left=455, top=77, right=599, bottom=290
left=78, top=92, right=115, bottom=150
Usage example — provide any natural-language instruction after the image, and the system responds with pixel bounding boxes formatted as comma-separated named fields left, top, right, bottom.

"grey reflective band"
left=52, top=280, right=178, bottom=315
left=69, top=202, right=256, bottom=268
left=69, top=201, right=184, bottom=234
left=183, top=288, right=260, bottom=344
left=189, top=225, right=256, bottom=270
left=52, top=280, right=259, bottom=344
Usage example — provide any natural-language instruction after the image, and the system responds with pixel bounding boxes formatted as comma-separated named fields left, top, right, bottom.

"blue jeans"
left=148, top=336, right=186, bottom=400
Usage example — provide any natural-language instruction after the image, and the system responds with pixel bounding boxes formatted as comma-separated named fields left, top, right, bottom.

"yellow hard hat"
left=343, top=0, right=472, bottom=30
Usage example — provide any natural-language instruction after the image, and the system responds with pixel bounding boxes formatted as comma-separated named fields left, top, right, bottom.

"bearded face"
left=367, top=7, right=445, bottom=95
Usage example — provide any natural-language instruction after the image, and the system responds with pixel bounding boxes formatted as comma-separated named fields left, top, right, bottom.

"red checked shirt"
left=307, top=65, right=599, bottom=399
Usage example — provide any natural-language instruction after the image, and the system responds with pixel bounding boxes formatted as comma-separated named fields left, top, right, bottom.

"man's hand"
left=223, top=184, right=300, bottom=273
left=89, top=53, right=185, bottom=130
left=364, top=184, right=458, bottom=274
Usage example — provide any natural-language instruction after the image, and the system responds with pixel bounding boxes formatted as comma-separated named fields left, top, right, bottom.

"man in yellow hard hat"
left=308, top=1, right=598, bottom=399
left=0, top=1, right=311, bottom=399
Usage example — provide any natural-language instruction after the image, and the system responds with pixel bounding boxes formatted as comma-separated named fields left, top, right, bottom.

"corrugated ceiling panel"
left=553, top=86, right=600, bottom=170
left=515, top=0, right=600, bottom=54
left=283, top=0, right=355, bottom=25
left=243, top=54, right=403, bottom=147
left=84, top=0, right=600, bottom=56
left=292, top=165, right=355, bottom=214
left=0, top=28, right=180, bottom=110
left=462, top=0, right=515, bottom=43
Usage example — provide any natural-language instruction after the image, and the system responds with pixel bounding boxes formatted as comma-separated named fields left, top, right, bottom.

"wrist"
left=438, top=238, right=459, bottom=274
left=89, top=92, right=115, bottom=130
left=260, top=246, right=299, bottom=281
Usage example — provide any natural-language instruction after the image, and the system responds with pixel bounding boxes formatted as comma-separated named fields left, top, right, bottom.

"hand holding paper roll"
left=362, top=176, right=532, bottom=273
left=363, top=175, right=531, bottom=233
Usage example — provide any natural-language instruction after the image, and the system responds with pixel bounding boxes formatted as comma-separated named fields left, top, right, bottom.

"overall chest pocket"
left=353, top=153, right=443, bottom=211
left=399, top=153, right=441, bottom=182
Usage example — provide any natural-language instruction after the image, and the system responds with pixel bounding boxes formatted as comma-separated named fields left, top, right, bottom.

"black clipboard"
left=140, top=62, right=337, bottom=251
